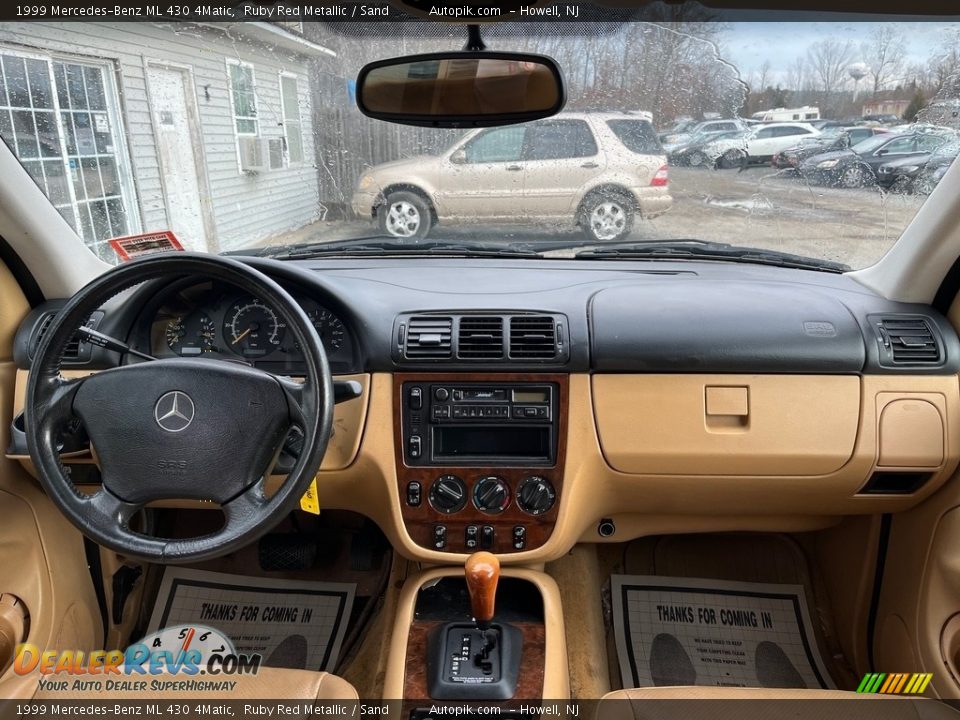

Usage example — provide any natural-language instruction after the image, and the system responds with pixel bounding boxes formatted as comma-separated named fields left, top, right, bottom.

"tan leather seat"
left=30, top=667, right=357, bottom=701
left=600, top=688, right=960, bottom=720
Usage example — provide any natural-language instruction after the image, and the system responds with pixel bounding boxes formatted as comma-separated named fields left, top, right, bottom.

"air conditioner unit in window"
left=239, top=137, right=286, bottom=172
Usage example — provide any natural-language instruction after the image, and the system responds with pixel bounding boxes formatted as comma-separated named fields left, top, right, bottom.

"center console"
left=394, top=374, right=568, bottom=555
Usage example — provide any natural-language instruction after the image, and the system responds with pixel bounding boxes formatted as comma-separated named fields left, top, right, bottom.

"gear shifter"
left=426, top=551, right=522, bottom=699
left=465, top=551, right=499, bottom=630
left=465, top=551, right=499, bottom=670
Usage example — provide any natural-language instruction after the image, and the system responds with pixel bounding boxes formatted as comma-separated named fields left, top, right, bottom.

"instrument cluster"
left=145, top=281, right=354, bottom=373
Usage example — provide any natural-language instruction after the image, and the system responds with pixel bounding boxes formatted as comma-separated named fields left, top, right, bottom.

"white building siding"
left=0, top=22, right=323, bottom=254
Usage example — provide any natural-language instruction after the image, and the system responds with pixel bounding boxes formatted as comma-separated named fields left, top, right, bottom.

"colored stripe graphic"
left=859, top=672, right=933, bottom=694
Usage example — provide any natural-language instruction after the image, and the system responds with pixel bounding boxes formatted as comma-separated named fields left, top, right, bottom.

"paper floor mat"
left=145, top=567, right=355, bottom=672
left=612, top=575, right=834, bottom=690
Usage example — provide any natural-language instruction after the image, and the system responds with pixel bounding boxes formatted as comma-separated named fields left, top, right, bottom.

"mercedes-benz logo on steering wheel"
left=154, top=391, right=195, bottom=433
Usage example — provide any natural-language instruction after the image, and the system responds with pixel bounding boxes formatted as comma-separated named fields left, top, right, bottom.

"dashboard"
left=8, top=256, right=960, bottom=563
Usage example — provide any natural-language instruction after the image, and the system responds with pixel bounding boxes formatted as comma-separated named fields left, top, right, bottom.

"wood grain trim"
left=393, top=373, right=569, bottom=554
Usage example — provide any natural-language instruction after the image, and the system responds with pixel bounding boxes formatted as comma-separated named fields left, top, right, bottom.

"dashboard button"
left=512, top=526, right=526, bottom=550
left=465, top=525, right=479, bottom=550
left=433, top=525, right=447, bottom=550
left=480, top=525, right=495, bottom=550
left=409, top=386, right=423, bottom=411
left=408, top=435, right=422, bottom=459
left=406, top=481, right=422, bottom=507
left=435, top=387, right=450, bottom=401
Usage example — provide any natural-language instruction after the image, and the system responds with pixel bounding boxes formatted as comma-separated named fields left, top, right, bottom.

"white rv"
left=751, top=106, right=821, bottom=122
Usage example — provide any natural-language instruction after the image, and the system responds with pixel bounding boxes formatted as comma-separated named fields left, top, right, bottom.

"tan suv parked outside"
left=352, top=112, right=672, bottom=243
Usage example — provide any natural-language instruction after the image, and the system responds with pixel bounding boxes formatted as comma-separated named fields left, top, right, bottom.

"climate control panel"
left=394, top=373, right=568, bottom=555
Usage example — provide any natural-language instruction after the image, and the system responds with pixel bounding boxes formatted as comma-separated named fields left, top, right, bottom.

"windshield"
left=851, top=134, right=897, bottom=154
left=1, top=6, right=958, bottom=271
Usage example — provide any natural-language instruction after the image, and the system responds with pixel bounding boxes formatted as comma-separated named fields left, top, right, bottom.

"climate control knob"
left=516, top=476, right=556, bottom=515
left=429, top=475, right=467, bottom=514
left=473, top=476, right=511, bottom=514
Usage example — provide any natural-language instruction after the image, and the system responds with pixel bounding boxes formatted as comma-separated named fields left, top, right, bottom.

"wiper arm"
left=574, top=241, right=849, bottom=273
left=252, top=239, right=543, bottom=260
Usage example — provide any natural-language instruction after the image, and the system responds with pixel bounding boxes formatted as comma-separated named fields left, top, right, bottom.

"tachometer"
left=307, top=307, right=346, bottom=352
left=225, top=299, right=286, bottom=357
left=165, top=313, right=216, bottom=356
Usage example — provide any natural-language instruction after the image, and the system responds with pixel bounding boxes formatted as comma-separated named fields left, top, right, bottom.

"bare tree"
left=927, top=28, right=960, bottom=97
left=861, top=26, right=906, bottom=94
left=807, top=38, right=854, bottom=115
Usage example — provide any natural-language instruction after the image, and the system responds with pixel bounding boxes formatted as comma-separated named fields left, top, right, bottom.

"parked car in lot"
left=863, top=113, right=901, bottom=124
left=772, top=126, right=889, bottom=169
left=668, top=129, right=750, bottom=167
left=658, top=117, right=697, bottom=142
left=736, top=122, right=821, bottom=166
left=353, top=112, right=672, bottom=243
left=882, top=140, right=960, bottom=194
left=660, top=118, right=749, bottom=154
left=800, top=131, right=952, bottom=188
left=809, top=119, right=845, bottom=131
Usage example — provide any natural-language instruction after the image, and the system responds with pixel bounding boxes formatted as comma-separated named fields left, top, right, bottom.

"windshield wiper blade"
left=574, top=241, right=850, bottom=273
left=235, top=238, right=542, bottom=260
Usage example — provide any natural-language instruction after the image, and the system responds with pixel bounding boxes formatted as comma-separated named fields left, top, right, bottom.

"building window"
left=227, top=61, right=257, bottom=136
left=279, top=73, right=303, bottom=165
left=0, top=50, right=133, bottom=260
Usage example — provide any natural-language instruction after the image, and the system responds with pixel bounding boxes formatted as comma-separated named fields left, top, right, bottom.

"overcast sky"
left=718, top=16, right=960, bottom=84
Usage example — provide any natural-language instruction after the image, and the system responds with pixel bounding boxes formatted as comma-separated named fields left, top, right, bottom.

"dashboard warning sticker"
left=612, top=575, right=834, bottom=690
left=108, top=230, right=183, bottom=261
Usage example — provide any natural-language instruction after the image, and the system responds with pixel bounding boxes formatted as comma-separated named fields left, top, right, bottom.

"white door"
left=147, top=66, right=207, bottom=251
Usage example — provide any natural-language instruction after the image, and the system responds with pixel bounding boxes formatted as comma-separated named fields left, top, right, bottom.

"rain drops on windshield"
left=0, top=9, right=958, bottom=269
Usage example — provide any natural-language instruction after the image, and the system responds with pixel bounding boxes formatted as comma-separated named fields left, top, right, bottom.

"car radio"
left=402, top=382, right=558, bottom=466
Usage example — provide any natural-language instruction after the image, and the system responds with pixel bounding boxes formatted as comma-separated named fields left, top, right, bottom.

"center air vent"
left=458, top=316, right=504, bottom=359
left=509, top=316, right=559, bottom=360
left=396, top=312, right=567, bottom=364
left=874, top=316, right=942, bottom=366
left=404, top=316, right=453, bottom=359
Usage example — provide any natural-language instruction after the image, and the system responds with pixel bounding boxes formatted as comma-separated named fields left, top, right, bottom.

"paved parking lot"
left=260, top=166, right=926, bottom=270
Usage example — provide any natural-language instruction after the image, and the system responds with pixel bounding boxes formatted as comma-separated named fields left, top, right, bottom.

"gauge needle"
left=232, top=327, right=252, bottom=345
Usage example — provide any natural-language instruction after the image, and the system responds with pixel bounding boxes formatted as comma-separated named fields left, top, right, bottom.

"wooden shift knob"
left=464, top=551, right=500, bottom=625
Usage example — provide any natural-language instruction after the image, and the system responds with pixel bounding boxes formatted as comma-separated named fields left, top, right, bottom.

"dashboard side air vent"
left=404, top=316, right=453, bottom=359
left=509, top=315, right=559, bottom=360
left=874, top=316, right=943, bottom=366
left=29, top=310, right=104, bottom=364
left=458, top=316, right=504, bottom=359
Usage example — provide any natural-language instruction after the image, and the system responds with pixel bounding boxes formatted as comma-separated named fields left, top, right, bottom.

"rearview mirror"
left=356, top=52, right=565, bottom=128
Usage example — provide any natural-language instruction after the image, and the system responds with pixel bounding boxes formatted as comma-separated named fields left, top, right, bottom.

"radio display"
left=512, top=389, right=549, bottom=403
left=433, top=425, right=550, bottom=461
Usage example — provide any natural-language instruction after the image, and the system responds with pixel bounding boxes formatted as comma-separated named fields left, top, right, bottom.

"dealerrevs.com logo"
left=14, top=625, right=262, bottom=693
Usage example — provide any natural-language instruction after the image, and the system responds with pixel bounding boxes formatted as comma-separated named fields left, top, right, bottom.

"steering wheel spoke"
left=86, top=485, right=141, bottom=529
left=223, top=479, right=268, bottom=525
left=32, top=374, right=85, bottom=430
left=277, top=376, right=310, bottom=429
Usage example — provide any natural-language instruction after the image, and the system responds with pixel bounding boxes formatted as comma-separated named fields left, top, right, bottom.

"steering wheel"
left=24, top=254, right=334, bottom=563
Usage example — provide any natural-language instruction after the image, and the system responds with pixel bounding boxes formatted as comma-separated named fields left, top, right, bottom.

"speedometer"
left=224, top=299, right=286, bottom=357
